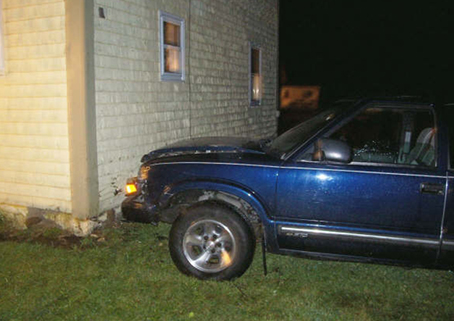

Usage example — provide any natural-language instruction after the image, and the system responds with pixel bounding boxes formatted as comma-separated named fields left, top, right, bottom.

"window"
left=443, top=103, right=454, bottom=169
left=333, top=107, right=436, bottom=166
left=249, top=44, right=262, bottom=105
left=0, top=0, right=5, bottom=75
left=301, top=107, right=436, bottom=167
left=269, top=107, right=341, bottom=158
left=159, top=11, right=184, bottom=81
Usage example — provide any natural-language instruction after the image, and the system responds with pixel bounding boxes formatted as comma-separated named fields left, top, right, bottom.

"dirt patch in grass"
left=0, top=214, right=121, bottom=250
left=0, top=226, right=84, bottom=249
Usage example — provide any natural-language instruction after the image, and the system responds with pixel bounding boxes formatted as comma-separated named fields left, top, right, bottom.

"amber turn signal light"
left=125, top=184, right=137, bottom=195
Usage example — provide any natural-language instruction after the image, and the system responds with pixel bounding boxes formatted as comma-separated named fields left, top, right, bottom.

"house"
left=0, top=0, right=279, bottom=234
left=280, top=85, right=320, bottom=110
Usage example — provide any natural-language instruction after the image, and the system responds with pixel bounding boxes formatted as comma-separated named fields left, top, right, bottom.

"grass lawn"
left=1, top=222, right=454, bottom=321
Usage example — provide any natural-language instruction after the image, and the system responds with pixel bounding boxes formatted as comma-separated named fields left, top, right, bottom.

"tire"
left=169, top=202, right=256, bottom=281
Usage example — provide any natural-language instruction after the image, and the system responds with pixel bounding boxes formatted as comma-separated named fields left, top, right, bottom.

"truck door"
left=276, top=104, right=445, bottom=264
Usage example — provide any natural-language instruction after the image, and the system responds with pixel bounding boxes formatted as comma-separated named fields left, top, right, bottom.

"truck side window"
left=445, top=106, right=454, bottom=169
left=300, top=107, right=436, bottom=167
left=330, top=108, right=403, bottom=164
left=400, top=110, right=436, bottom=167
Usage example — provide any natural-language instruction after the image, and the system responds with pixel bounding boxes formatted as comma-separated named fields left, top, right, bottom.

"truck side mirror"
left=313, top=138, right=353, bottom=163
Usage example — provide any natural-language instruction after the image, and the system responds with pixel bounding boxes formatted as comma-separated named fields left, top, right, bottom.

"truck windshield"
left=267, top=104, right=348, bottom=158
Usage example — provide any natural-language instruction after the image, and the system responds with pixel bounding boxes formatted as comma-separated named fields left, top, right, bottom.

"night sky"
left=280, top=1, right=454, bottom=103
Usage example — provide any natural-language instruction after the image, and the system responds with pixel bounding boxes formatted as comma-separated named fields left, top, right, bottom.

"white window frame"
left=249, top=42, right=262, bottom=106
left=0, top=0, right=5, bottom=75
left=159, top=11, right=185, bottom=82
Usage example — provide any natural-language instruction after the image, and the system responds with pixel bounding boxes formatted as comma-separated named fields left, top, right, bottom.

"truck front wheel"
left=169, top=203, right=255, bottom=280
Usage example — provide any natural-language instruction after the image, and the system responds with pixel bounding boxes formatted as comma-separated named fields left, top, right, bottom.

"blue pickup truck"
left=122, top=98, right=454, bottom=280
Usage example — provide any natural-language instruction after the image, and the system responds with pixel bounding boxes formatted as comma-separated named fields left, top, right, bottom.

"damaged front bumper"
left=121, top=193, right=160, bottom=224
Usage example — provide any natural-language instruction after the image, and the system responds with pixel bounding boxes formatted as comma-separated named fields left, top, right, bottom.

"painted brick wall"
left=189, top=0, right=278, bottom=138
left=0, top=0, right=71, bottom=212
left=94, top=0, right=278, bottom=212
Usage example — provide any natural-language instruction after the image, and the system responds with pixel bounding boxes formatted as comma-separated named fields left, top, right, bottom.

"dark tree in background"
left=280, top=1, right=454, bottom=103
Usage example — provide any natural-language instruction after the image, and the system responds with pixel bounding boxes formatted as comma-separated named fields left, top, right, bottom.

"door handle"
left=420, top=182, right=444, bottom=195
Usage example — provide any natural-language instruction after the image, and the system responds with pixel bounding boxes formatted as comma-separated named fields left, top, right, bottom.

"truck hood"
left=141, top=137, right=267, bottom=162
